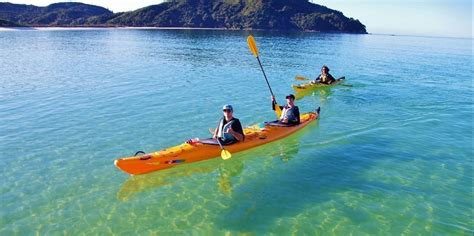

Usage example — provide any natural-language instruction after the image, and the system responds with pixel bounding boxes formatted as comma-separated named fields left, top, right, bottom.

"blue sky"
left=316, top=0, right=472, bottom=38
left=6, top=0, right=473, bottom=38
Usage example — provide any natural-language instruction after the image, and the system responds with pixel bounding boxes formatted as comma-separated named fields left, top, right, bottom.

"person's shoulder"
left=232, top=118, right=243, bottom=129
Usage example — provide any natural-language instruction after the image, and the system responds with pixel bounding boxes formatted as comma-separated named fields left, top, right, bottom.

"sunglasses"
left=223, top=109, right=232, bottom=112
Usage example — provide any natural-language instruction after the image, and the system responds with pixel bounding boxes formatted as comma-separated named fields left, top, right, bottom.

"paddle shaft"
left=216, top=137, right=225, bottom=150
left=256, top=56, right=275, bottom=98
left=247, top=35, right=281, bottom=118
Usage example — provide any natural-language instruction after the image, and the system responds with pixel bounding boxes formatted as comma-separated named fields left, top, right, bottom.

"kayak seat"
left=264, top=121, right=298, bottom=127
left=200, top=138, right=237, bottom=146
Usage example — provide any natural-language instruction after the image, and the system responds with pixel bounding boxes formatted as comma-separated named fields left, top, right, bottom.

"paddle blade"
left=295, top=75, right=309, bottom=81
left=274, top=103, right=282, bottom=118
left=221, top=149, right=232, bottom=160
left=247, top=35, right=259, bottom=57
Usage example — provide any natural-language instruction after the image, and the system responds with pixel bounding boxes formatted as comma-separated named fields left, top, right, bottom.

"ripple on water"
left=0, top=30, right=472, bottom=235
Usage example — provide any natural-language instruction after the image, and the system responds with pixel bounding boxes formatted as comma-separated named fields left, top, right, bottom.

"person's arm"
left=328, top=74, right=336, bottom=84
left=315, top=75, right=321, bottom=82
left=228, top=120, right=244, bottom=141
left=213, top=118, right=222, bottom=139
left=271, top=96, right=283, bottom=111
left=294, top=107, right=300, bottom=124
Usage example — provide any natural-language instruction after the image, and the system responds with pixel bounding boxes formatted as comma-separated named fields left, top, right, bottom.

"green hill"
left=0, top=18, right=20, bottom=26
left=0, top=2, right=113, bottom=26
left=0, top=0, right=367, bottom=33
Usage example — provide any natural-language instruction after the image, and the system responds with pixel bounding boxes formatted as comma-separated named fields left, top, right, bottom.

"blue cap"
left=222, top=104, right=233, bottom=112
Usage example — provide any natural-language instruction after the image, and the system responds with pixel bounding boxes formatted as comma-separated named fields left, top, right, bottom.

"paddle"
left=247, top=35, right=282, bottom=118
left=216, top=138, right=232, bottom=160
left=295, top=75, right=309, bottom=81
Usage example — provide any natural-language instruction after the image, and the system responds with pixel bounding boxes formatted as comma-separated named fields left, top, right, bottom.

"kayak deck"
left=292, top=79, right=344, bottom=93
left=114, top=110, right=319, bottom=175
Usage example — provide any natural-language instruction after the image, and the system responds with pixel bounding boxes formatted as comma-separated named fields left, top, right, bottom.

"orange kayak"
left=114, top=109, right=320, bottom=175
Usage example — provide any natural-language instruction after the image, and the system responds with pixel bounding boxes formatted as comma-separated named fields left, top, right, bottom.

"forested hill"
left=0, top=2, right=113, bottom=26
left=0, top=1, right=367, bottom=33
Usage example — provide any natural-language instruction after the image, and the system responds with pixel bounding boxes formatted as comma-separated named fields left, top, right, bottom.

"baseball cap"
left=222, top=104, right=233, bottom=112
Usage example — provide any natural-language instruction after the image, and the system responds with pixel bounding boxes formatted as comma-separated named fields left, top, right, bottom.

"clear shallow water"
left=0, top=29, right=472, bottom=235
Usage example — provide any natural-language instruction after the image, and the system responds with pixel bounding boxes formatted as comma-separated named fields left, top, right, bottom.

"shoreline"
left=2, top=27, right=469, bottom=39
left=0, top=26, right=230, bottom=31
left=0, top=26, right=368, bottom=34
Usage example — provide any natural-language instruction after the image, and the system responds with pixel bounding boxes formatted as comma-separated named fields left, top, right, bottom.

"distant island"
left=0, top=0, right=367, bottom=33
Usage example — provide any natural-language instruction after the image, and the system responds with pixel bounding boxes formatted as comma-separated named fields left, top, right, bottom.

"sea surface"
left=0, top=28, right=472, bottom=235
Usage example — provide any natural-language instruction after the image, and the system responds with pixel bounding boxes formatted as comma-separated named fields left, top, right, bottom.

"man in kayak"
left=271, top=94, right=300, bottom=125
left=212, top=105, right=244, bottom=144
left=188, top=105, right=244, bottom=145
left=313, top=65, right=336, bottom=84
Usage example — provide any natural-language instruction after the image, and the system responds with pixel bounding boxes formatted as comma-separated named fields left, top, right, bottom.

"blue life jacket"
left=217, top=118, right=236, bottom=142
left=280, top=105, right=297, bottom=122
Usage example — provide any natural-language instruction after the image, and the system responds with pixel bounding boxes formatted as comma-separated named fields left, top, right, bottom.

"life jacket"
left=320, top=74, right=329, bottom=83
left=280, top=105, right=297, bottom=122
left=217, top=118, right=236, bottom=142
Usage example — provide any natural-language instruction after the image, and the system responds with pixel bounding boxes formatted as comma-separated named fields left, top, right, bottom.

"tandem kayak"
left=114, top=108, right=320, bottom=175
left=292, top=77, right=345, bottom=93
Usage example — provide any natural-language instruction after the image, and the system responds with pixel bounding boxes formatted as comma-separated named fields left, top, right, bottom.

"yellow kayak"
left=114, top=109, right=320, bottom=175
left=292, top=77, right=345, bottom=93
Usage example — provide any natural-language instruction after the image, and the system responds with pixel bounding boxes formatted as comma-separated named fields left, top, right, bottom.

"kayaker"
left=313, top=65, right=336, bottom=84
left=188, top=105, right=244, bottom=145
left=271, top=94, right=300, bottom=125
left=212, top=105, right=244, bottom=144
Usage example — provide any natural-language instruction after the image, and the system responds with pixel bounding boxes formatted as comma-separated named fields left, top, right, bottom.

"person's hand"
left=271, top=96, right=275, bottom=102
left=227, top=127, right=235, bottom=135
left=282, top=118, right=289, bottom=123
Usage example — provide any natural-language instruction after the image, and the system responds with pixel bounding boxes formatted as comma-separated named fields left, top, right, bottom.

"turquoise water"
left=1, top=29, right=472, bottom=235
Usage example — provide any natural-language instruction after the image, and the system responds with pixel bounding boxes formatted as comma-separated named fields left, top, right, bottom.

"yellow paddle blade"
left=221, top=149, right=232, bottom=160
left=274, top=103, right=282, bottom=118
left=247, top=35, right=259, bottom=58
left=295, top=75, right=309, bottom=81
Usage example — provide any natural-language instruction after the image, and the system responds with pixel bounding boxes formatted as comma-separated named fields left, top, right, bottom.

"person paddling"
left=271, top=94, right=300, bottom=125
left=188, top=105, right=244, bottom=145
left=313, top=65, right=336, bottom=85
